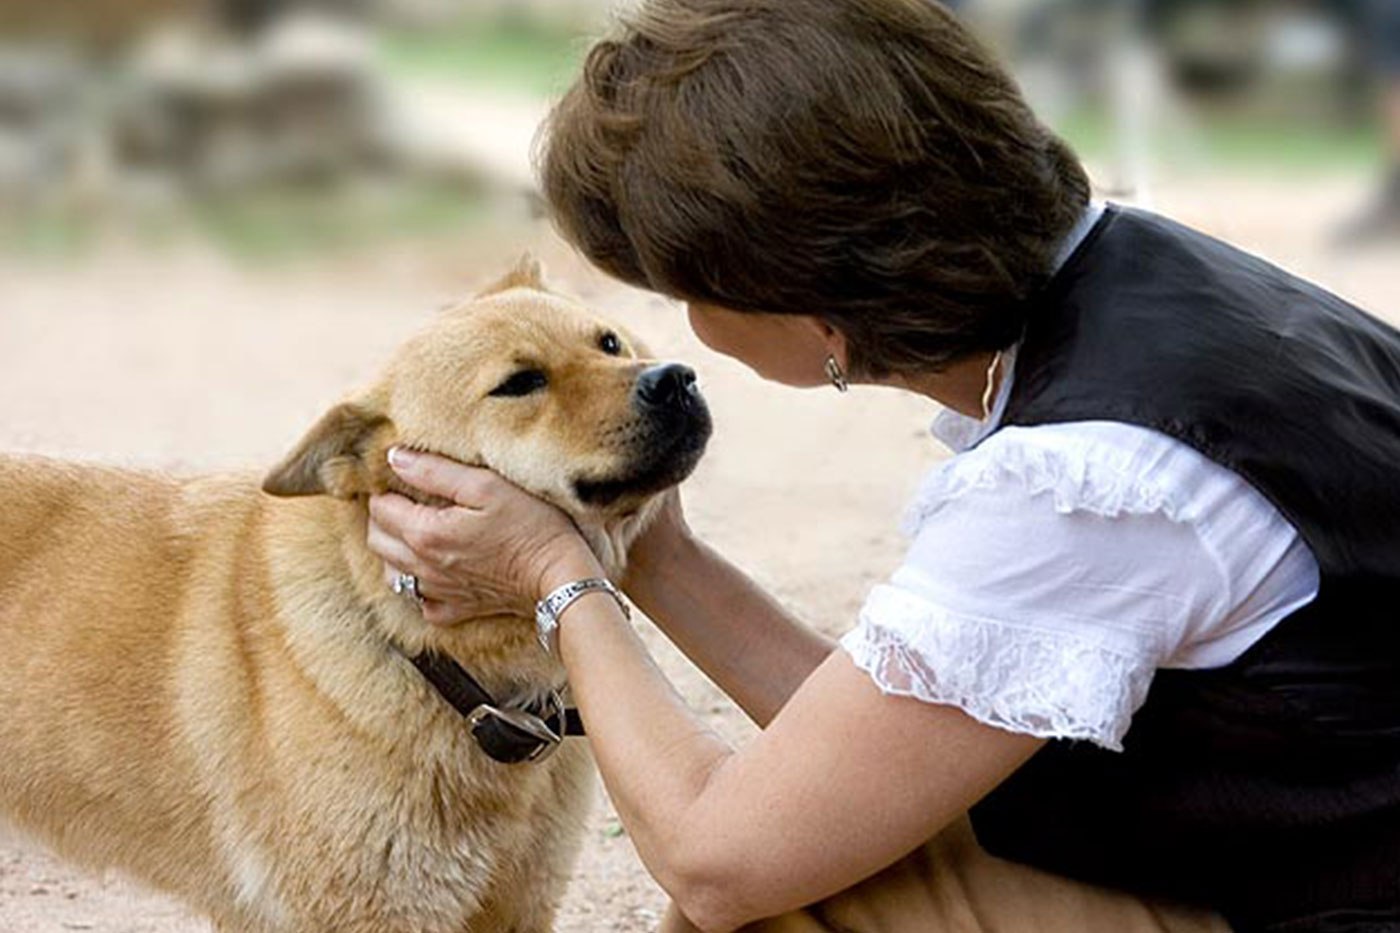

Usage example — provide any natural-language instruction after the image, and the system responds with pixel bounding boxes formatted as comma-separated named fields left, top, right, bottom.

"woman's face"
left=686, top=302, right=840, bottom=389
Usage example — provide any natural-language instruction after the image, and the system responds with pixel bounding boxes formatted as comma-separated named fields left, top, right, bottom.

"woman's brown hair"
left=539, top=0, right=1091, bottom=376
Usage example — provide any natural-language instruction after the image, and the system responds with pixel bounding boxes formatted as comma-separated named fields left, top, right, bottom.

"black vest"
left=968, top=206, right=1400, bottom=933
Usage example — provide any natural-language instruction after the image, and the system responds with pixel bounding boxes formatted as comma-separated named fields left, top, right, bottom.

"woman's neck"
left=882, top=350, right=1005, bottom=420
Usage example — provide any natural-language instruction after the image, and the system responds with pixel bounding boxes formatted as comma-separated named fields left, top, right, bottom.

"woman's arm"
left=547, top=560, right=1044, bottom=931
left=368, top=452, right=1044, bottom=932
left=620, top=495, right=834, bottom=726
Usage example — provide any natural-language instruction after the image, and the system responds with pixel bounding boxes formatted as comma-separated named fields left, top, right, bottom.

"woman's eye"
left=487, top=370, right=548, bottom=398
left=599, top=331, right=623, bottom=356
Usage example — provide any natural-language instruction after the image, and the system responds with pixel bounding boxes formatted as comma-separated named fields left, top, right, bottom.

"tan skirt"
left=667, top=817, right=1231, bottom=933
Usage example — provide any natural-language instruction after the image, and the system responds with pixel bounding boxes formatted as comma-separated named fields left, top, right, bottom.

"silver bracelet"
left=534, top=577, right=630, bottom=657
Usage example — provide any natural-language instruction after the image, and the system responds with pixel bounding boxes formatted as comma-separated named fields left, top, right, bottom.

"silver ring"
left=392, top=571, right=425, bottom=607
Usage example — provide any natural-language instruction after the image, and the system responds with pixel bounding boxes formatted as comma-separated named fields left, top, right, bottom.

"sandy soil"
left=0, top=172, right=1396, bottom=932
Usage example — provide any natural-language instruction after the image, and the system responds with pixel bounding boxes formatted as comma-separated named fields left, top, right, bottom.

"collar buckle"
left=466, top=689, right=566, bottom=764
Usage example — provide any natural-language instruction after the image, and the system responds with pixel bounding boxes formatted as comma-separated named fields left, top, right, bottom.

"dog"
left=0, top=255, right=712, bottom=932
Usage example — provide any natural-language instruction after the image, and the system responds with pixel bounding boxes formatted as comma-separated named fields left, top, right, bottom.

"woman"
left=366, top=1, right=1400, bottom=930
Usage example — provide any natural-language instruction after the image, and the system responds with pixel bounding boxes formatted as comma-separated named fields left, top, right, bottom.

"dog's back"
left=0, top=456, right=244, bottom=914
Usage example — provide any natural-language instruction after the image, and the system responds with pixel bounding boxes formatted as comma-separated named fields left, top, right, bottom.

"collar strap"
left=407, top=650, right=584, bottom=765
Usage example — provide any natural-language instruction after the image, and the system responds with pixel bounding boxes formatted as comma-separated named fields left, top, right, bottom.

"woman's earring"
left=824, top=355, right=849, bottom=393
left=980, top=350, right=1004, bottom=421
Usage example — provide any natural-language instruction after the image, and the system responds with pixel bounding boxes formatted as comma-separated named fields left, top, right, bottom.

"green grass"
left=0, top=181, right=489, bottom=264
left=379, top=18, right=589, bottom=97
left=190, top=180, right=489, bottom=262
left=0, top=209, right=95, bottom=259
left=1056, top=107, right=1383, bottom=174
left=1188, top=120, right=1381, bottom=171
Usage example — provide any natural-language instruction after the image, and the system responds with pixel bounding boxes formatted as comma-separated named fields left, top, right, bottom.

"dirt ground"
left=0, top=172, right=1396, bottom=932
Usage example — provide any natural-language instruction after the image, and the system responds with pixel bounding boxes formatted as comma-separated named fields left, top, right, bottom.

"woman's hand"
left=367, top=448, right=602, bottom=626
left=620, top=488, right=694, bottom=592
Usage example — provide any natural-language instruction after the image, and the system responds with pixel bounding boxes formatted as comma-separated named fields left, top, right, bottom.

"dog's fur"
left=0, top=257, right=710, bottom=932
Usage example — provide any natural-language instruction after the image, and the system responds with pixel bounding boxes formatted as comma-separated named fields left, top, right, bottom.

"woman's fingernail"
left=388, top=447, right=415, bottom=470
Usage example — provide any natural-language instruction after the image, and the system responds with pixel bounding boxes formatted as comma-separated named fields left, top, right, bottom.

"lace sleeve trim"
left=840, top=585, right=1156, bottom=752
left=903, top=430, right=1187, bottom=536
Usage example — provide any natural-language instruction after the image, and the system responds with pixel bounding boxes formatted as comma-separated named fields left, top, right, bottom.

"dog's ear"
left=262, top=402, right=394, bottom=499
left=476, top=253, right=546, bottom=297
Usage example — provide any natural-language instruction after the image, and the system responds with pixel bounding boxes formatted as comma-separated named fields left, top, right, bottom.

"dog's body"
left=0, top=259, right=711, bottom=932
left=0, top=462, right=591, bottom=931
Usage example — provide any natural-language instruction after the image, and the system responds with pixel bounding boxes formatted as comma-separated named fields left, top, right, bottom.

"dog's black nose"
left=636, top=363, right=700, bottom=412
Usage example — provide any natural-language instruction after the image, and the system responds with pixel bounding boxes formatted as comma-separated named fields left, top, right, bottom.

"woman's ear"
left=794, top=315, right=850, bottom=369
left=262, top=402, right=395, bottom=499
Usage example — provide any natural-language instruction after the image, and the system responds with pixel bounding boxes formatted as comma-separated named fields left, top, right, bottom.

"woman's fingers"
left=387, top=447, right=502, bottom=508
left=368, top=490, right=451, bottom=556
left=371, top=535, right=468, bottom=625
left=368, top=508, right=456, bottom=600
left=420, top=600, right=462, bottom=628
left=369, top=452, right=598, bottom=623
left=368, top=499, right=504, bottom=625
left=367, top=508, right=424, bottom=572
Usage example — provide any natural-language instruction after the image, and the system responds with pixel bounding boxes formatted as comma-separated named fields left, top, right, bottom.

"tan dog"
left=0, top=257, right=712, bottom=932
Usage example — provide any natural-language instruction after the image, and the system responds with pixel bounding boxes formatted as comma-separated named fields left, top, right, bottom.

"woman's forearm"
left=548, top=580, right=735, bottom=916
left=622, top=529, right=834, bottom=727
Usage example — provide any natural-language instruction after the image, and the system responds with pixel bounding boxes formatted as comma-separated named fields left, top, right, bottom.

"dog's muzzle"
left=573, top=363, right=713, bottom=508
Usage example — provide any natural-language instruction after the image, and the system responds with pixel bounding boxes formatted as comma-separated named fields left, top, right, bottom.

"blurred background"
left=1, top=0, right=1398, bottom=258
left=0, top=2, right=1396, bottom=932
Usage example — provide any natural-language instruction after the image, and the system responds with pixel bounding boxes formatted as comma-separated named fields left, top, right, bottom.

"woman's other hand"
left=620, top=488, right=693, bottom=593
left=366, top=448, right=601, bottom=626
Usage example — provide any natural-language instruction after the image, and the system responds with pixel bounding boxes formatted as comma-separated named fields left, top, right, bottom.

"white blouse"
left=839, top=232, right=1321, bottom=753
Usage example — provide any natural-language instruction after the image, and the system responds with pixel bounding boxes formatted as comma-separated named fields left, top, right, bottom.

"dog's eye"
left=598, top=331, right=623, bottom=356
left=488, top=370, right=548, bottom=398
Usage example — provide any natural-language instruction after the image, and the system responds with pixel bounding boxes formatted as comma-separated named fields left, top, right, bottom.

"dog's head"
left=261, top=256, right=712, bottom=571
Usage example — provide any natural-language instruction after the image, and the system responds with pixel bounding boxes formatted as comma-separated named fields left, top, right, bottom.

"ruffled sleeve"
left=903, top=424, right=1186, bottom=534
left=842, top=586, right=1155, bottom=750
left=840, top=423, right=1236, bottom=752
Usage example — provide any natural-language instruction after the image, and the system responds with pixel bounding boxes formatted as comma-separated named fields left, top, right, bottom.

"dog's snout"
left=636, top=363, right=699, bottom=411
left=578, top=360, right=711, bottom=507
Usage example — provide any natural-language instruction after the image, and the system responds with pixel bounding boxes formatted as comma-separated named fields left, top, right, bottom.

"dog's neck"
left=256, top=470, right=661, bottom=745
